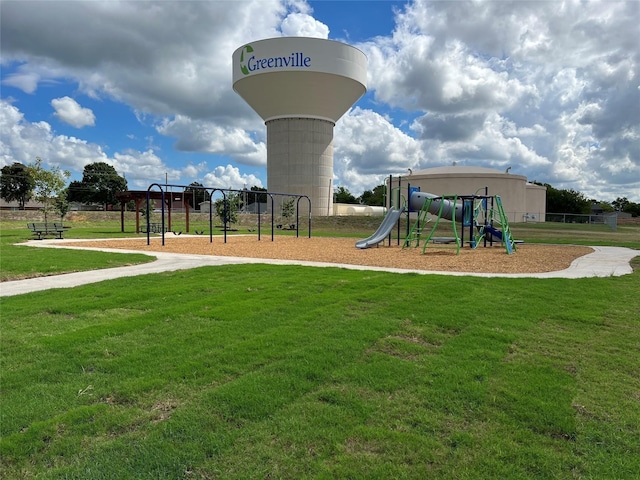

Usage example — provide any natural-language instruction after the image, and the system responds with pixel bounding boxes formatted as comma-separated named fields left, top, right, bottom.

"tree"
left=358, top=184, right=385, bottom=206
left=621, top=200, right=640, bottom=217
left=1, top=162, right=35, bottom=209
left=544, top=184, right=590, bottom=214
left=55, top=195, right=71, bottom=222
left=627, top=203, right=640, bottom=217
left=214, top=193, right=240, bottom=229
left=27, top=157, right=70, bottom=223
left=67, top=162, right=127, bottom=209
left=184, top=182, right=210, bottom=209
left=612, top=197, right=629, bottom=212
left=66, top=180, right=86, bottom=204
left=334, top=186, right=358, bottom=204
left=249, top=186, right=267, bottom=205
left=281, top=197, right=295, bottom=222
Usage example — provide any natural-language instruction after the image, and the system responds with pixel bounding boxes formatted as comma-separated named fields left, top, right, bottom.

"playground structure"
left=119, top=184, right=312, bottom=246
left=356, top=176, right=517, bottom=255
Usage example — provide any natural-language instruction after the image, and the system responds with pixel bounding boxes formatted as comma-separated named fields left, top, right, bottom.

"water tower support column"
left=267, top=118, right=334, bottom=217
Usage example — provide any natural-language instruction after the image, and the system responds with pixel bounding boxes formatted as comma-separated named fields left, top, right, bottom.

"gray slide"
left=355, top=207, right=405, bottom=249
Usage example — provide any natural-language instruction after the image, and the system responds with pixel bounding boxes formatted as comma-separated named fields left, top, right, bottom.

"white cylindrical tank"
left=364, top=206, right=386, bottom=216
left=233, top=37, right=367, bottom=216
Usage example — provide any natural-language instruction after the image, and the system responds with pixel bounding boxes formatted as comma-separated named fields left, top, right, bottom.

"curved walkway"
left=1, top=240, right=637, bottom=297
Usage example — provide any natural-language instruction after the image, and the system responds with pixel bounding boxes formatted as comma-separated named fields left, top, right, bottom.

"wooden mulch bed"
left=60, top=236, right=594, bottom=274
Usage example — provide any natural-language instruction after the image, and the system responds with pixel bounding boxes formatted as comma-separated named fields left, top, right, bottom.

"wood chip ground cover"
left=61, top=236, right=593, bottom=274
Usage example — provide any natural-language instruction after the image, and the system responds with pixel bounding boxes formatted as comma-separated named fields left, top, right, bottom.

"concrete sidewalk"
left=1, top=240, right=637, bottom=297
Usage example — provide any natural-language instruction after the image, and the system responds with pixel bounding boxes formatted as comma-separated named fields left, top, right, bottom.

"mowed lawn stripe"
left=1, top=263, right=639, bottom=478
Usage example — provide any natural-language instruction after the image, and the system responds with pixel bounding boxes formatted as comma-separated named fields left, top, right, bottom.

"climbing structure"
left=403, top=195, right=462, bottom=254
left=402, top=196, right=432, bottom=249
left=473, top=195, right=517, bottom=254
left=402, top=191, right=516, bottom=255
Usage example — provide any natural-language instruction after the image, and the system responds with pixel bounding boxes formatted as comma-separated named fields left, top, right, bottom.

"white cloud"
left=0, top=99, right=104, bottom=171
left=51, top=97, right=96, bottom=128
left=157, top=116, right=266, bottom=167
left=203, top=164, right=263, bottom=190
left=334, top=108, right=425, bottom=195
left=111, top=149, right=180, bottom=189
left=280, top=13, right=329, bottom=38
left=354, top=0, right=639, bottom=200
left=1, top=0, right=638, bottom=202
left=1, top=70, right=40, bottom=94
left=182, top=162, right=208, bottom=180
left=0, top=99, right=198, bottom=190
left=0, top=0, right=289, bottom=122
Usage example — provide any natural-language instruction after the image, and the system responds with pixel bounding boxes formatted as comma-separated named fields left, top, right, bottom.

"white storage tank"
left=388, top=166, right=546, bottom=223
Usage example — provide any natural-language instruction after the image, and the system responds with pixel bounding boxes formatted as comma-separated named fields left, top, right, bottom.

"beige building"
left=387, top=166, right=546, bottom=223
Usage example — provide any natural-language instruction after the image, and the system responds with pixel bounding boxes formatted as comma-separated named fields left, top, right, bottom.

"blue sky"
left=1, top=0, right=638, bottom=202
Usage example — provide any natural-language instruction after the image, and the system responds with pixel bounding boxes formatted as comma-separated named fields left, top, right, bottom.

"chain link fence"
left=545, top=212, right=618, bottom=231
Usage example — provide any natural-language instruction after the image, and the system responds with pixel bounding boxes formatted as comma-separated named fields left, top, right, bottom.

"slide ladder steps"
left=403, top=197, right=432, bottom=249
left=494, top=195, right=516, bottom=254
left=421, top=194, right=461, bottom=255
left=471, top=198, right=487, bottom=249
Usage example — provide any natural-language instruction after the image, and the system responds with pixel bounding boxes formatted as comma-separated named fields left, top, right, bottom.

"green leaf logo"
left=240, top=44, right=254, bottom=75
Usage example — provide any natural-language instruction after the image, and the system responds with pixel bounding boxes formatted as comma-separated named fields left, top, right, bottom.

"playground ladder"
left=471, top=198, right=487, bottom=248
left=403, top=197, right=432, bottom=248
left=421, top=195, right=461, bottom=255
left=494, top=195, right=516, bottom=254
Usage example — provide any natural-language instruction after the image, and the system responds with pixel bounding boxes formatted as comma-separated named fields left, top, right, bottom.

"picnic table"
left=27, top=223, right=70, bottom=240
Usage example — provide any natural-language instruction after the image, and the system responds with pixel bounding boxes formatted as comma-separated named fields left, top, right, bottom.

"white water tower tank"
left=233, top=37, right=367, bottom=216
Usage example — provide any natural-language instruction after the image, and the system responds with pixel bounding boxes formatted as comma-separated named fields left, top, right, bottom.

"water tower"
left=232, top=37, right=367, bottom=216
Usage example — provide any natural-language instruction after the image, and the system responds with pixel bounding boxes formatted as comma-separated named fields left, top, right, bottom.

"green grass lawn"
left=1, top=215, right=639, bottom=478
left=0, top=221, right=154, bottom=281
left=2, top=265, right=639, bottom=479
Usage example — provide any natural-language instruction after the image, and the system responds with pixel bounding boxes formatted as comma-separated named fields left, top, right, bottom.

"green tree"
left=544, top=184, right=590, bottom=214
left=334, top=186, right=358, bottom=204
left=249, top=186, right=267, bottom=205
left=610, top=197, right=640, bottom=217
left=214, top=193, right=240, bottom=229
left=0, top=162, right=35, bottom=209
left=623, top=201, right=640, bottom=217
left=281, top=197, right=295, bottom=222
left=54, top=195, right=71, bottom=222
left=27, top=157, right=70, bottom=223
left=66, top=180, right=85, bottom=204
left=358, top=184, right=385, bottom=206
left=612, top=197, right=629, bottom=212
left=67, top=162, right=127, bottom=209
left=185, top=182, right=210, bottom=209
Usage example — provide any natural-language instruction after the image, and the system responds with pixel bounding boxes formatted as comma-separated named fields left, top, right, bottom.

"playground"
left=61, top=235, right=593, bottom=274
left=11, top=183, right=635, bottom=278
left=46, top=182, right=591, bottom=275
left=57, top=180, right=593, bottom=274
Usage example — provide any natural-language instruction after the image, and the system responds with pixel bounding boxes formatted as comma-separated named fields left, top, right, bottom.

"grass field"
left=1, top=213, right=639, bottom=479
left=1, top=212, right=639, bottom=281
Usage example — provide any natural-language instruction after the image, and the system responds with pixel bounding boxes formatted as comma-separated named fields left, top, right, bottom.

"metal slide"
left=355, top=207, right=405, bottom=249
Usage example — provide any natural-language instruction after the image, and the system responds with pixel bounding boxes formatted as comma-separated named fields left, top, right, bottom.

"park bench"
left=27, top=223, right=69, bottom=240
left=141, top=222, right=167, bottom=234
